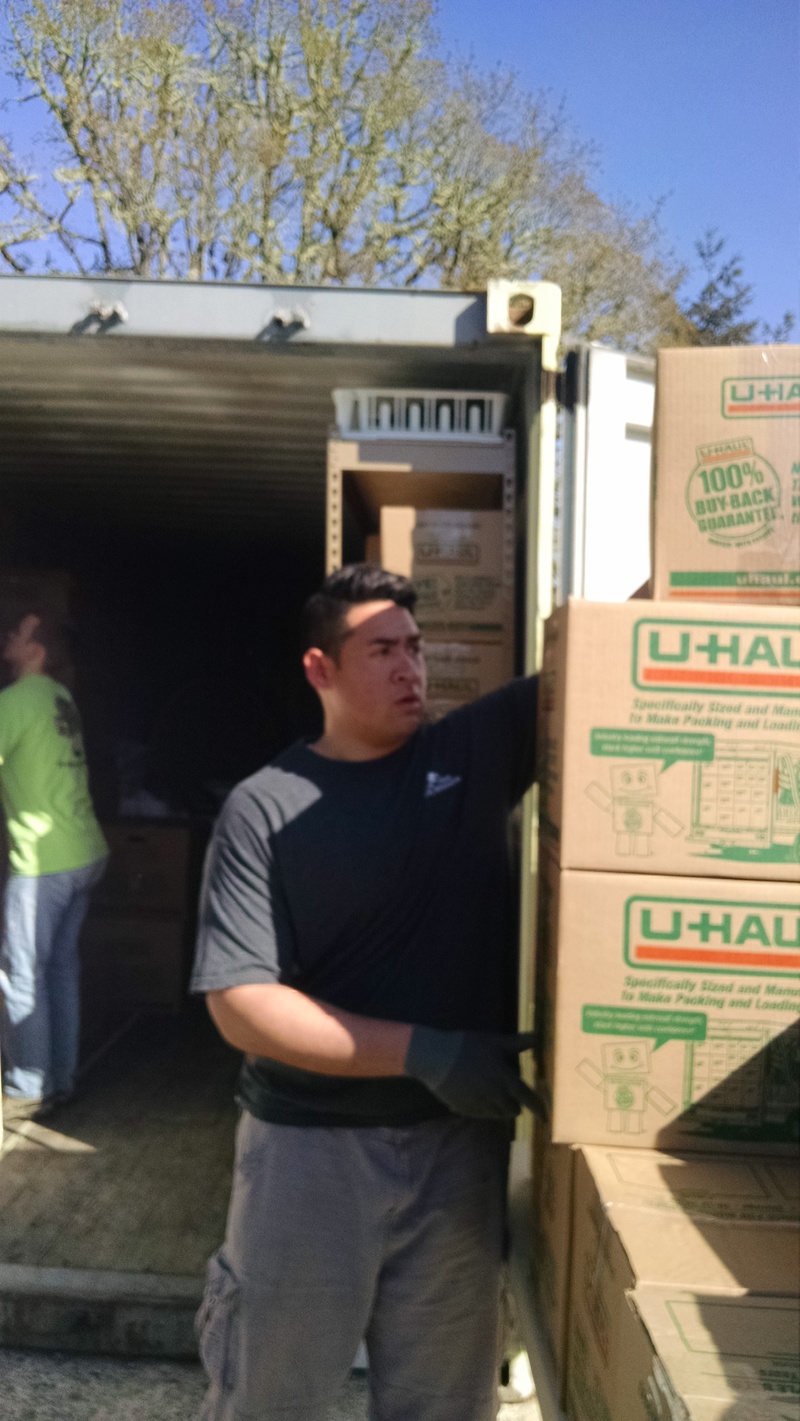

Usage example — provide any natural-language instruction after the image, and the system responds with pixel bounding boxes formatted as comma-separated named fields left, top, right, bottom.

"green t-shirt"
left=0, top=674, right=108, bottom=877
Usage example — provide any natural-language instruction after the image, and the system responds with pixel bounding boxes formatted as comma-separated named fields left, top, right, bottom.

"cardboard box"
left=530, top=1120, right=577, bottom=1397
left=569, top=1287, right=800, bottom=1421
left=566, top=1145, right=800, bottom=1421
left=629, top=1288, right=800, bottom=1421
left=81, top=914, right=187, bottom=1011
left=424, top=640, right=513, bottom=718
left=530, top=1134, right=800, bottom=1407
left=380, top=507, right=513, bottom=641
left=94, top=823, right=191, bottom=914
left=538, top=598, right=800, bottom=881
left=652, top=345, right=800, bottom=606
left=380, top=506, right=415, bottom=572
left=569, top=1144, right=799, bottom=1337
left=536, top=857, right=800, bottom=1151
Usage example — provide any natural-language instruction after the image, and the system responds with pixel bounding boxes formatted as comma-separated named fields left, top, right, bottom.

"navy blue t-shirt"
left=191, top=676, right=538, bottom=1125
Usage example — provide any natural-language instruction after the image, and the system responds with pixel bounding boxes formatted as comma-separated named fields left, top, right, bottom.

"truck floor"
left=0, top=1006, right=239, bottom=1355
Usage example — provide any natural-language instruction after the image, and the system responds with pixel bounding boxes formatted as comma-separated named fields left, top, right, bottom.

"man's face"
left=308, top=600, right=427, bottom=753
left=2, top=615, right=42, bottom=677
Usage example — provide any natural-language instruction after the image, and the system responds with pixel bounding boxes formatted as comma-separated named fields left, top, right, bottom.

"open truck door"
left=508, top=341, right=656, bottom=1421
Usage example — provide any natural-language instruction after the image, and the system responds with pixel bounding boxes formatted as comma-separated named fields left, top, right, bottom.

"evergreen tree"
left=680, top=229, right=758, bottom=345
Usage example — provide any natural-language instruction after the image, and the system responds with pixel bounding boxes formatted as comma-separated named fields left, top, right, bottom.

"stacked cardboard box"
left=379, top=506, right=513, bottom=715
left=565, top=1146, right=799, bottom=1421
left=651, top=346, right=799, bottom=606
left=536, top=598, right=799, bottom=1153
left=530, top=1124, right=800, bottom=1409
left=539, top=596, right=800, bottom=882
left=615, top=1288, right=799, bottom=1421
left=531, top=346, right=800, bottom=1419
left=81, top=822, right=196, bottom=1019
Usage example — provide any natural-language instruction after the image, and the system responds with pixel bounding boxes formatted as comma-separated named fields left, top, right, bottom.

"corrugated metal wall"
left=0, top=335, right=531, bottom=547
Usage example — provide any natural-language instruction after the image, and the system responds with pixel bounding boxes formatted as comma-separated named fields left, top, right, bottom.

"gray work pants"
left=196, top=1110, right=509, bottom=1421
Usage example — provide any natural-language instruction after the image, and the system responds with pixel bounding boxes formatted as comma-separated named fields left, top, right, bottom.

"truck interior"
left=0, top=316, right=544, bottom=1351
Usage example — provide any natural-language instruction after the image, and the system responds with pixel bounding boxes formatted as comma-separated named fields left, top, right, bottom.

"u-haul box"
left=538, top=599, right=800, bottom=881
left=652, top=345, right=800, bottom=606
left=536, top=857, right=800, bottom=1152
left=380, top=506, right=513, bottom=642
left=565, top=1144, right=799, bottom=1421
left=423, top=640, right=513, bottom=719
left=570, top=1286, right=800, bottom=1421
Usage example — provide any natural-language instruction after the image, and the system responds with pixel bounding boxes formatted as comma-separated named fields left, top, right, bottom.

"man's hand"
left=405, top=1027, right=543, bottom=1120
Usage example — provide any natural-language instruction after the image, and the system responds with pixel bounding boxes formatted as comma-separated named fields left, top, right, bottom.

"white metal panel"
left=0, top=273, right=489, bottom=346
left=625, top=370, right=657, bottom=429
left=559, top=344, right=655, bottom=603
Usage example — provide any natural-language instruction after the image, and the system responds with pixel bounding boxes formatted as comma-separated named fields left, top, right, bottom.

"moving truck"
left=11, top=280, right=790, bottom=1421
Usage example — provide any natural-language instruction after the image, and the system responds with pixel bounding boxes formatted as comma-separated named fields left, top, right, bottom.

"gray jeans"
left=196, top=1111, right=509, bottom=1421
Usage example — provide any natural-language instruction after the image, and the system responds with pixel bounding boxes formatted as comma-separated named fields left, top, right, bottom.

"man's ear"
left=303, top=646, right=336, bottom=693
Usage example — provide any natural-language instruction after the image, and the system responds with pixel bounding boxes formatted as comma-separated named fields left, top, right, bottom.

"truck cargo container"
left=0, top=275, right=664, bottom=1416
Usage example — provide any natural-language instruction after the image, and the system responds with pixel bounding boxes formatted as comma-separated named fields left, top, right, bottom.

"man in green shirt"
left=0, top=612, right=107, bottom=1117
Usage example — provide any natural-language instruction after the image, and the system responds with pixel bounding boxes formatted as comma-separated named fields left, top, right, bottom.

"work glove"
left=405, top=1027, right=543, bottom=1120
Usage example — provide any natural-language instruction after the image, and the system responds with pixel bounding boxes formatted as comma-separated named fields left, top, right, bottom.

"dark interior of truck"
left=0, top=512, right=321, bottom=816
left=0, top=485, right=331, bottom=1293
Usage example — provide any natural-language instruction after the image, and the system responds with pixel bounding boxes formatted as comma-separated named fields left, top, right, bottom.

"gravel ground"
left=0, top=1350, right=542, bottom=1420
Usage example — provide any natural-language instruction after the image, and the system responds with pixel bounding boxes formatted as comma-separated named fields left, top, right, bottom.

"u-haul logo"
left=633, top=618, right=800, bottom=696
left=722, top=375, right=800, bottom=418
left=624, top=896, right=800, bottom=975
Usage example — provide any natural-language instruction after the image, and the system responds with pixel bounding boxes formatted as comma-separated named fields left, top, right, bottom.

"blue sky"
left=436, top=0, right=799, bottom=332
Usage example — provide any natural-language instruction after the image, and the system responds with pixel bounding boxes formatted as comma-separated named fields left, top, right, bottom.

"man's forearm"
left=206, top=983, right=412, bottom=1077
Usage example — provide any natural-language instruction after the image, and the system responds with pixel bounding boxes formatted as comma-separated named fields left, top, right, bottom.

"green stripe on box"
left=670, top=571, right=800, bottom=588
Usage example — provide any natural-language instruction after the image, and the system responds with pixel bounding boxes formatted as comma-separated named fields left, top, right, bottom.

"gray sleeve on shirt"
left=190, top=785, right=294, bottom=993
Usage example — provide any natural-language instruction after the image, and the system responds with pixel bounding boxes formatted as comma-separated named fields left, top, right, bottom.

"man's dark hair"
left=301, top=563, right=417, bottom=658
left=2, top=607, right=75, bottom=688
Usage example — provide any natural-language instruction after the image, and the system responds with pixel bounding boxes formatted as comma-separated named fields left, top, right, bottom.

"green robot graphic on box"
left=585, top=763, right=684, bottom=858
left=585, top=743, right=800, bottom=864
left=578, top=1022, right=799, bottom=1143
left=577, top=1040, right=676, bottom=1135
